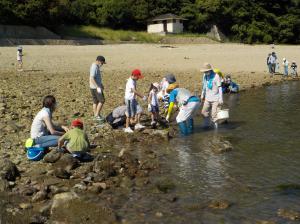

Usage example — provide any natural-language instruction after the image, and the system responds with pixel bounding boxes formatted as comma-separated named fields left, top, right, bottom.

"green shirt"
left=61, top=128, right=89, bottom=152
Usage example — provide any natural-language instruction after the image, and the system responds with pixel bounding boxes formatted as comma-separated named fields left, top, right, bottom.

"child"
left=283, top=58, right=289, bottom=77
left=58, top=119, right=90, bottom=157
left=148, top=82, right=160, bottom=126
left=124, top=69, right=146, bottom=133
left=17, top=46, right=23, bottom=71
left=291, top=61, right=298, bottom=77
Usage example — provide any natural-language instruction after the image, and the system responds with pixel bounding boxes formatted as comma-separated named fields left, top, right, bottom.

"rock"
left=43, top=150, right=62, bottom=163
left=19, top=203, right=33, bottom=209
left=0, top=159, right=20, bottom=181
left=50, top=197, right=116, bottom=223
left=93, top=155, right=117, bottom=178
left=208, top=200, right=231, bottom=209
left=30, top=214, right=48, bottom=224
left=142, top=129, right=170, bottom=140
left=39, top=202, right=52, bottom=216
left=277, top=208, right=300, bottom=220
left=49, top=185, right=68, bottom=195
left=19, top=186, right=38, bottom=196
left=155, top=212, right=163, bottom=218
left=73, top=183, right=87, bottom=191
left=0, top=179, right=9, bottom=192
left=87, top=185, right=102, bottom=194
left=32, top=190, right=48, bottom=202
left=93, top=182, right=107, bottom=190
left=208, top=139, right=233, bottom=154
left=256, top=221, right=276, bottom=224
left=55, top=154, right=79, bottom=172
left=51, top=192, right=78, bottom=214
left=54, top=168, right=70, bottom=179
left=155, top=179, right=176, bottom=193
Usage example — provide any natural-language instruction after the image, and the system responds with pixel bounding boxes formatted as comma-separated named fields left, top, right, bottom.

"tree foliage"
left=0, top=0, right=299, bottom=43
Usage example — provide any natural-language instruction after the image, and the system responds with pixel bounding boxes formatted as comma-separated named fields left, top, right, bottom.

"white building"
left=147, top=13, right=186, bottom=34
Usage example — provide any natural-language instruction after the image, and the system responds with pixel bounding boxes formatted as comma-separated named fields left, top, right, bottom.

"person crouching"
left=166, top=84, right=200, bottom=136
left=58, top=119, right=90, bottom=158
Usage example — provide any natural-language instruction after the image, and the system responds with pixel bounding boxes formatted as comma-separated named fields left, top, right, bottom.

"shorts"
left=90, top=88, right=105, bottom=104
left=150, top=105, right=159, bottom=113
left=125, top=99, right=137, bottom=118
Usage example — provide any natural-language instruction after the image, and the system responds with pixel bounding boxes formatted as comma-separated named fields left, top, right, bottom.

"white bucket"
left=217, top=109, right=229, bottom=121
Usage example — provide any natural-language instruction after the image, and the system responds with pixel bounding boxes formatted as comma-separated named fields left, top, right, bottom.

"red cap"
left=71, top=119, right=83, bottom=128
left=132, top=69, right=144, bottom=79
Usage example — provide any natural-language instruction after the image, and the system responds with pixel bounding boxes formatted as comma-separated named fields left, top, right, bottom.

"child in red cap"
left=58, top=119, right=90, bottom=155
left=124, top=69, right=147, bottom=133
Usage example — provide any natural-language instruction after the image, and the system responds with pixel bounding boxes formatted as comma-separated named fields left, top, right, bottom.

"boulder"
left=55, top=154, right=79, bottom=172
left=54, top=168, right=70, bottom=179
left=0, top=179, right=9, bottom=192
left=208, top=200, right=231, bottom=209
left=43, top=150, right=62, bottom=163
left=50, top=193, right=116, bottom=223
left=0, top=159, right=19, bottom=181
left=32, top=190, right=48, bottom=202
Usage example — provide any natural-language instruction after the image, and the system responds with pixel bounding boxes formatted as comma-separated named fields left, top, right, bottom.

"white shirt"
left=17, top=51, right=22, bottom=61
left=30, top=108, right=51, bottom=139
left=125, top=78, right=136, bottom=100
left=268, top=55, right=276, bottom=64
left=150, top=90, right=159, bottom=106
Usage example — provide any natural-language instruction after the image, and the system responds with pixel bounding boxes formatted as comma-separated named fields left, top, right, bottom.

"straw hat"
left=152, top=82, right=159, bottom=88
left=200, top=63, right=213, bottom=72
left=166, top=83, right=179, bottom=93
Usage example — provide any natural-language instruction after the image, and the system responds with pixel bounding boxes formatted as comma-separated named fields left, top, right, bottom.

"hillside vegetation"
left=0, top=0, right=299, bottom=44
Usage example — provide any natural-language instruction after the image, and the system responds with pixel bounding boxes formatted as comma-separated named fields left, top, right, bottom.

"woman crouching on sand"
left=30, top=95, right=69, bottom=148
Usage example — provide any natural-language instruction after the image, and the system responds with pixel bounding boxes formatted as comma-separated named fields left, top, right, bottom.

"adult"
left=30, top=95, right=68, bottom=148
left=268, top=52, right=277, bottom=75
left=106, top=104, right=143, bottom=129
left=90, top=55, right=106, bottom=121
left=166, top=84, right=200, bottom=136
left=200, top=63, right=223, bottom=129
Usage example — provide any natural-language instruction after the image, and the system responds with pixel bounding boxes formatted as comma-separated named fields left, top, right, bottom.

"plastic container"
left=217, top=109, right=229, bottom=121
left=27, top=147, right=45, bottom=161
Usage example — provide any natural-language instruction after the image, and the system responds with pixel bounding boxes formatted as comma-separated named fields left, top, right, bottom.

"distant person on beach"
left=124, top=69, right=147, bottom=133
left=148, top=82, right=160, bottom=127
left=90, top=55, right=106, bottom=121
left=58, top=119, right=90, bottom=159
left=200, top=63, right=223, bottom=129
left=17, top=46, right=23, bottom=71
left=268, top=52, right=277, bottom=75
left=267, top=53, right=272, bottom=73
left=291, top=61, right=298, bottom=77
left=283, top=58, right=289, bottom=76
left=30, top=95, right=69, bottom=148
left=106, top=104, right=143, bottom=129
left=166, top=84, right=200, bottom=135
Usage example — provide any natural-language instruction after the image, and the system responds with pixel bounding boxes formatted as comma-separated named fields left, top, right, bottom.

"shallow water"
left=122, top=81, right=300, bottom=223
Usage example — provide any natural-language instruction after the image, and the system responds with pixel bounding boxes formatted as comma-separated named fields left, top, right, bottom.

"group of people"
left=267, top=52, right=298, bottom=77
left=27, top=56, right=232, bottom=160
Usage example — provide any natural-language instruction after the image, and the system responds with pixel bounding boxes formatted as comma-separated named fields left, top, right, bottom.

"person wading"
left=200, top=63, right=223, bottom=129
left=89, top=55, right=106, bottom=121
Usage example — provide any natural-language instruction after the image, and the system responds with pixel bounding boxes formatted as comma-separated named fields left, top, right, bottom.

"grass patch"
left=55, top=25, right=163, bottom=43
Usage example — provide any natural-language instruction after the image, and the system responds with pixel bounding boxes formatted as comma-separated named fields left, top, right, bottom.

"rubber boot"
left=202, top=117, right=210, bottom=129
left=187, top=118, right=194, bottom=134
left=178, top=122, right=189, bottom=136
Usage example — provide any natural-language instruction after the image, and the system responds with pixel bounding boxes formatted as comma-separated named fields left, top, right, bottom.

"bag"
left=27, top=147, right=46, bottom=161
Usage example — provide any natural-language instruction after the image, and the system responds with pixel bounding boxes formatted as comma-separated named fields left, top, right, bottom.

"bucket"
left=27, top=147, right=46, bottom=161
left=217, top=109, right=229, bottom=121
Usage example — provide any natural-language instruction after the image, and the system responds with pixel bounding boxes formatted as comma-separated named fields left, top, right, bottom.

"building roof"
left=149, top=13, right=186, bottom=22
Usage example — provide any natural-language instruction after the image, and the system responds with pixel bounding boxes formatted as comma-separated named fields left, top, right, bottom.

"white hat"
left=200, top=63, right=213, bottom=72
left=283, top=58, right=286, bottom=61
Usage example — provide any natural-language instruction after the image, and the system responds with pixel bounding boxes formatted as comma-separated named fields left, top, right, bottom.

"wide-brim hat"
left=166, top=83, right=179, bottom=93
left=152, top=82, right=160, bottom=89
left=200, top=63, right=213, bottom=72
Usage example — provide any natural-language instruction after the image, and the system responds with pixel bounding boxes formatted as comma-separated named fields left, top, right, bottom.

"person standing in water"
left=89, top=56, right=106, bottom=121
left=166, top=83, right=200, bottom=136
left=200, top=63, right=223, bottom=129
left=282, top=58, right=289, bottom=77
